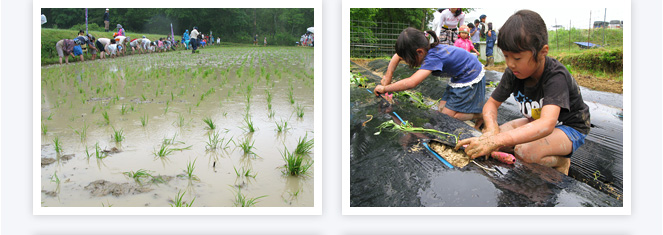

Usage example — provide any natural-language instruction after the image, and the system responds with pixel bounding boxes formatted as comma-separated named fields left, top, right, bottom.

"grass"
left=140, top=114, right=149, bottom=127
left=180, top=159, right=200, bottom=181
left=85, top=142, right=107, bottom=160
left=101, top=111, right=110, bottom=125
left=170, top=190, right=195, bottom=207
left=282, top=147, right=313, bottom=176
left=295, top=104, right=305, bottom=118
left=237, top=136, right=256, bottom=155
left=121, top=104, right=128, bottom=115
left=154, top=142, right=174, bottom=158
left=232, top=187, right=266, bottom=207
left=123, top=169, right=154, bottom=185
left=294, top=134, right=314, bottom=155
left=233, top=166, right=257, bottom=178
left=242, top=115, right=256, bottom=133
left=111, top=126, right=125, bottom=143
left=72, top=122, right=88, bottom=141
left=205, top=131, right=221, bottom=150
left=275, top=119, right=289, bottom=132
left=53, top=136, right=62, bottom=154
left=203, top=117, right=216, bottom=130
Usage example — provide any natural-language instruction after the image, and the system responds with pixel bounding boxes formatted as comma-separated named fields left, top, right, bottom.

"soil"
left=84, top=180, right=154, bottom=197
left=351, top=58, right=623, bottom=94
left=429, top=141, right=470, bottom=168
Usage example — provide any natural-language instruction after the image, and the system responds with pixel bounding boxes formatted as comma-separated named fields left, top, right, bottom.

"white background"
left=2, top=0, right=662, bottom=234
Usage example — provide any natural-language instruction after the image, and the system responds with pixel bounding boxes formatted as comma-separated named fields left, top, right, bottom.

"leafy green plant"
left=275, top=119, right=289, bottom=132
left=72, top=122, right=88, bottom=141
left=232, top=187, right=266, bottom=207
left=101, top=111, right=110, bottom=125
left=111, top=126, right=125, bottom=143
left=121, top=104, right=128, bottom=115
left=242, top=115, right=255, bottom=133
left=205, top=131, right=221, bottom=150
left=123, top=169, right=154, bottom=185
left=237, top=137, right=256, bottom=155
left=41, top=124, right=48, bottom=135
left=53, top=136, right=62, bottom=154
left=295, top=104, right=305, bottom=118
left=282, top=147, right=312, bottom=176
left=233, top=166, right=257, bottom=178
left=374, top=120, right=458, bottom=143
left=203, top=117, right=216, bottom=130
left=170, top=190, right=195, bottom=207
left=180, top=159, right=200, bottom=181
left=294, top=134, right=314, bottom=155
left=140, top=114, right=149, bottom=127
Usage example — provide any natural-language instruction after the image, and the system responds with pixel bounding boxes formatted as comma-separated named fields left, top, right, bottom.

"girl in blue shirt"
left=374, top=27, right=486, bottom=122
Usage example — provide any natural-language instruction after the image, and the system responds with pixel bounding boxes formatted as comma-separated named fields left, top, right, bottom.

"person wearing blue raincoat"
left=182, top=29, right=190, bottom=49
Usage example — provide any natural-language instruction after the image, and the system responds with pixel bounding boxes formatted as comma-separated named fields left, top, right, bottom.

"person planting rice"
left=95, top=37, right=112, bottom=59
left=140, top=36, right=152, bottom=53
left=55, top=38, right=76, bottom=64
left=183, top=29, right=190, bottom=49
left=72, top=33, right=95, bottom=62
left=455, top=10, right=590, bottom=175
left=105, top=39, right=119, bottom=58
left=114, top=35, right=129, bottom=56
left=374, top=27, right=485, bottom=123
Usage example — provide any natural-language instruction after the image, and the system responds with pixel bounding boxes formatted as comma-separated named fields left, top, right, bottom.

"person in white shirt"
left=439, top=8, right=465, bottom=45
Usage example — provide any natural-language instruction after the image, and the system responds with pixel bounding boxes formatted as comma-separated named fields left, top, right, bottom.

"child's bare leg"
left=512, top=128, right=574, bottom=175
left=440, top=107, right=479, bottom=121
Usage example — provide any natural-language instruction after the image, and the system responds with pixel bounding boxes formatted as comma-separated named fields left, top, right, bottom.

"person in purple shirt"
left=374, top=27, right=486, bottom=123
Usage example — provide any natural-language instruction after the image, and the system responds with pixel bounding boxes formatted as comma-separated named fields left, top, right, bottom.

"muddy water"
left=41, top=47, right=314, bottom=207
left=350, top=60, right=623, bottom=207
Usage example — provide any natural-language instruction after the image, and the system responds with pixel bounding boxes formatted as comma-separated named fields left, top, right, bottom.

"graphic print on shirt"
left=513, top=91, right=544, bottom=120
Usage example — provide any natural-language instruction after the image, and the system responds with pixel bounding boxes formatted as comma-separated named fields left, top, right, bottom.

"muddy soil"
left=350, top=59, right=623, bottom=206
left=40, top=47, right=314, bottom=207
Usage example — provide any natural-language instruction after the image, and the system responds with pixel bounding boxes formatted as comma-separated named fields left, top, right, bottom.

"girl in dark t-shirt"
left=456, top=10, right=590, bottom=175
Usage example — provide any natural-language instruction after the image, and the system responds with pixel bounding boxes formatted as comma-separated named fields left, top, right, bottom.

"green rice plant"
left=374, top=120, right=459, bottom=144
left=101, top=200, right=113, bottom=207
left=268, top=110, right=275, bottom=118
left=174, top=113, right=185, bottom=127
left=91, top=105, right=97, bottom=114
left=141, top=94, right=147, bottom=101
left=87, top=142, right=107, bottom=159
left=275, top=119, right=289, bottom=132
left=47, top=113, right=54, bottom=120
left=130, top=104, right=136, bottom=112
left=164, top=102, right=170, bottom=115
left=140, top=114, right=148, bottom=127
left=233, top=166, right=257, bottom=178
left=180, top=159, right=200, bottom=181
left=232, top=187, right=266, bottom=207
left=50, top=171, right=60, bottom=184
left=295, top=104, right=305, bottom=118
left=111, top=126, right=125, bottom=143
left=237, top=137, right=256, bottom=155
left=203, top=117, right=216, bottom=130
left=170, top=190, right=195, bottom=207
left=72, top=122, right=88, bottom=141
left=294, top=134, right=314, bottom=155
left=120, top=104, right=128, bottom=115
left=101, top=111, right=110, bottom=125
left=242, top=115, right=255, bottom=133
left=265, top=90, right=272, bottom=105
left=53, top=136, right=62, bottom=154
left=288, top=88, right=295, bottom=104
left=281, top=147, right=313, bottom=176
left=41, top=124, right=48, bottom=135
left=123, top=169, right=153, bottom=185
left=205, top=131, right=221, bottom=150
left=154, top=143, right=174, bottom=158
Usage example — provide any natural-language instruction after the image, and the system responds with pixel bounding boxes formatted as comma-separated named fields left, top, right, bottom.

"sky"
left=446, top=8, right=625, bottom=30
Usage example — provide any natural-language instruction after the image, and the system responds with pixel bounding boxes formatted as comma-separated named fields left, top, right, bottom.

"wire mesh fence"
left=350, top=20, right=409, bottom=58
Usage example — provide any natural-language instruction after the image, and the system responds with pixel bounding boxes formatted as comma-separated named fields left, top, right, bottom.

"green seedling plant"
left=140, top=114, right=149, bottom=127
left=121, top=104, right=128, bottom=115
left=237, top=137, right=256, bottom=156
left=154, top=143, right=174, bottom=158
left=41, top=124, right=48, bottom=135
left=281, top=147, right=313, bottom=176
left=179, top=159, right=200, bottom=181
left=170, top=190, right=195, bottom=207
left=101, top=111, right=110, bottom=125
left=242, top=115, right=255, bottom=133
left=295, top=104, right=305, bottom=118
left=232, top=187, right=266, bottom=207
left=203, top=117, right=216, bottom=130
left=294, top=134, right=314, bottom=155
left=233, top=166, right=257, bottom=178
left=205, top=131, right=221, bottom=150
left=71, top=122, right=88, bottom=141
left=53, top=136, right=63, bottom=154
left=111, top=126, right=125, bottom=143
left=123, top=169, right=154, bottom=185
left=275, top=119, right=289, bottom=132
left=374, top=120, right=458, bottom=144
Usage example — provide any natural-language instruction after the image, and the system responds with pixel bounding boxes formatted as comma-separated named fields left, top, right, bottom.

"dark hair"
left=454, top=8, right=462, bottom=17
left=467, top=23, right=475, bottom=29
left=474, top=19, right=480, bottom=24
left=497, top=10, right=548, bottom=62
left=395, top=27, right=439, bottom=68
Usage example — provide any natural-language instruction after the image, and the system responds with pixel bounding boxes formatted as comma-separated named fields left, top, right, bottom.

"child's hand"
left=456, top=135, right=501, bottom=159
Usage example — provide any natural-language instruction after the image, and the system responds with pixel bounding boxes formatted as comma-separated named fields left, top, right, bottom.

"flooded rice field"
left=40, top=47, right=314, bottom=207
left=350, top=60, right=623, bottom=207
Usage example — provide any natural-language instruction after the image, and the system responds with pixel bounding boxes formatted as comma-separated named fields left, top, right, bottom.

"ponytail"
left=425, top=30, right=440, bottom=48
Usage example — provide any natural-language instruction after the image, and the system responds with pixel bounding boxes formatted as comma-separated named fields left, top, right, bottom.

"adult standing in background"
left=478, top=14, right=487, bottom=40
left=469, top=22, right=480, bottom=53
left=182, top=29, right=190, bottom=49
left=190, top=26, right=200, bottom=53
left=439, top=8, right=465, bottom=45
left=103, top=9, right=110, bottom=32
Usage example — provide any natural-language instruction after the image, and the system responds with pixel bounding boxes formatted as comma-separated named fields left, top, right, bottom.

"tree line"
left=41, top=8, right=314, bottom=46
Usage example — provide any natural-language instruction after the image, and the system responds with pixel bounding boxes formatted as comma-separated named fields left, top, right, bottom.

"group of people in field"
left=55, top=24, right=182, bottom=64
left=431, top=8, right=497, bottom=66
left=183, top=27, right=217, bottom=52
left=374, top=10, right=590, bottom=175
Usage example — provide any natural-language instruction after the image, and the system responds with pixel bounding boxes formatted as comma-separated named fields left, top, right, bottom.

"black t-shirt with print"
left=491, top=56, right=591, bottom=134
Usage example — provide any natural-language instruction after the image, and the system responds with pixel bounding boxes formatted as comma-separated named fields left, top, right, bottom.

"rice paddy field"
left=39, top=46, right=314, bottom=207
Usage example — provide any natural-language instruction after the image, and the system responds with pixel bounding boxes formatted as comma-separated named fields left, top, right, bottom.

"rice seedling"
left=72, top=122, right=88, bottom=141
left=170, top=190, right=195, bottom=207
left=47, top=113, right=54, bottom=120
left=281, top=147, right=313, bottom=176
left=233, top=166, right=257, bottom=178
left=91, top=105, right=97, bottom=114
left=374, top=120, right=458, bottom=143
left=120, top=104, right=128, bottom=115
left=237, top=136, right=256, bottom=155
left=50, top=171, right=60, bottom=184
left=268, top=110, right=275, bottom=118
left=140, top=114, right=149, bottom=127
left=111, top=126, right=125, bottom=143
left=202, top=117, right=216, bottom=130
left=141, top=94, right=147, bottom=101
left=88, top=142, right=107, bottom=159
left=123, top=169, right=153, bottom=185
left=275, top=119, right=289, bottom=132
left=154, top=143, right=174, bottom=158
left=205, top=131, right=221, bottom=150
left=101, top=200, right=113, bottom=207
left=232, top=187, right=266, bottom=207
left=41, top=124, right=48, bottom=135
left=53, top=136, right=62, bottom=154
left=242, top=115, right=255, bottom=133
left=174, top=113, right=186, bottom=127
left=101, top=111, right=110, bottom=125
left=288, top=88, right=295, bottom=104
left=294, top=134, right=314, bottom=155
left=179, top=159, right=200, bottom=181
left=295, top=104, right=305, bottom=118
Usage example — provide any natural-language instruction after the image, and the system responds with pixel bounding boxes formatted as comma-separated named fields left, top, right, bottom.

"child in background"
left=454, top=25, right=480, bottom=56
left=456, top=10, right=590, bottom=175
left=374, top=28, right=485, bottom=122
left=485, top=22, right=497, bottom=67
left=106, top=39, right=119, bottom=58
left=469, top=22, right=481, bottom=54
left=264, top=36, right=267, bottom=46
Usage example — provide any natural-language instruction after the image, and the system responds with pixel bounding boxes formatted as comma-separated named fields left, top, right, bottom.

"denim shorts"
left=441, top=76, right=485, bottom=114
left=556, top=125, right=587, bottom=158
left=73, top=45, right=83, bottom=56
